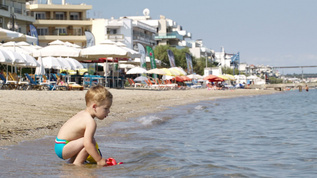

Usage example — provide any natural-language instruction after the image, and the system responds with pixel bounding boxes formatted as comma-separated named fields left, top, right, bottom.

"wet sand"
left=0, top=88, right=278, bottom=146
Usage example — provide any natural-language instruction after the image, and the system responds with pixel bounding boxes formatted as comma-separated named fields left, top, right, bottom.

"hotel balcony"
left=133, top=31, right=155, bottom=46
left=105, top=34, right=124, bottom=42
left=33, top=19, right=92, bottom=26
left=155, top=32, right=183, bottom=41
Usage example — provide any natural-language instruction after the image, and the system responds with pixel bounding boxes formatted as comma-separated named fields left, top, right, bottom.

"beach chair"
left=126, top=78, right=133, bottom=87
left=0, top=73, right=10, bottom=89
left=68, top=82, right=84, bottom=90
left=157, top=79, right=167, bottom=90
left=130, top=78, right=142, bottom=88
left=147, top=78, right=159, bottom=89
left=24, top=73, right=47, bottom=90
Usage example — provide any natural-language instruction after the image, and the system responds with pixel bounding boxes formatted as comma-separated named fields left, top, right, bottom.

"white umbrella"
left=146, top=68, right=167, bottom=75
left=171, top=67, right=187, bottom=76
left=126, top=66, right=147, bottom=74
left=0, top=48, right=13, bottom=64
left=42, top=56, right=63, bottom=69
left=17, top=41, right=42, bottom=56
left=187, top=74, right=203, bottom=79
left=80, top=40, right=132, bottom=59
left=134, top=76, right=148, bottom=82
left=20, top=53, right=39, bottom=67
left=115, top=42, right=141, bottom=58
left=65, top=57, right=84, bottom=70
left=35, top=56, right=45, bottom=75
left=0, top=28, right=23, bottom=39
left=56, top=57, right=73, bottom=70
left=32, top=40, right=80, bottom=57
left=4, top=50, right=27, bottom=64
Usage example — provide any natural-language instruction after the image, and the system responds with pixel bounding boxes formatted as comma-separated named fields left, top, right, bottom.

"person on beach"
left=305, top=85, right=309, bottom=92
left=54, top=85, right=112, bottom=166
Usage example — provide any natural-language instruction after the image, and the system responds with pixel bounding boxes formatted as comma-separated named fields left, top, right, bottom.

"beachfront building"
left=26, top=0, right=92, bottom=47
left=0, top=0, right=35, bottom=41
left=121, top=9, right=192, bottom=49
left=214, top=47, right=235, bottom=68
left=188, top=39, right=214, bottom=60
left=91, top=16, right=157, bottom=50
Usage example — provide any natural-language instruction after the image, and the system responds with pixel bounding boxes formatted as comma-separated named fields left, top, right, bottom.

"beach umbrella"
left=134, top=76, right=148, bottom=82
left=5, top=50, right=27, bottom=65
left=56, top=57, right=73, bottom=70
left=20, top=53, right=40, bottom=67
left=126, top=66, right=147, bottom=74
left=224, top=74, right=236, bottom=80
left=203, top=74, right=224, bottom=82
left=32, top=40, right=80, bottom=58
left=218, top=75, right=230, bottom=80
left=181, top=76, right=192, bottom=81
left=146, top=68, right=167, bottom=75
left=35, top=56, right=45, bottom=75
left=161, top=68, right=179, bottom=76
left=170, top=67, right=187, bottom=76
left=115, top=42, right=141, bottom=58
left=64, top=57, right=84, bottom=70
left=187, top=74, right=203, bottom=79
left=41, top=56, right=63, bottom=69
left=0, top=48, right=13, bottom=64
left=2, top=41, right=32, bottom=55
left=80, top=40, right=132, bottom=59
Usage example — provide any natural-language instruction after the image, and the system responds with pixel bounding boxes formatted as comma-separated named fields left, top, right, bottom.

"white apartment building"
left=122, top=9, right=192, bottom=49
left=0, top=0, right=34, bottom=35
left=26, top=0, right=92, bottom=46
left=91, top=17, right=157, bottom=50
left=214, top=47, right=236, bottom=68
left=188, top=39, right=214, bottom=60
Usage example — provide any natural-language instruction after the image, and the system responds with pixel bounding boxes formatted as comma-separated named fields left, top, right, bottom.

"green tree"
left=222, top=67, right=239, bottom=75
left=153, top=45, right=218, bottom=75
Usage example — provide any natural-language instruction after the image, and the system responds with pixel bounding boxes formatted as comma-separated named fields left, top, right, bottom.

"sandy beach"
left=0, top=88, right=278, bottom=146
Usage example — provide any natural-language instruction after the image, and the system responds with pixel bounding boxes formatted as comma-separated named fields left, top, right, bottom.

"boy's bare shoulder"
left=73, top=110, right=95, bottom=123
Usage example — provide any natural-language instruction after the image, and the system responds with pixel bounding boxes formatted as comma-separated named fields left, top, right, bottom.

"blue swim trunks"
left=54, top=137, right=69, bottom=159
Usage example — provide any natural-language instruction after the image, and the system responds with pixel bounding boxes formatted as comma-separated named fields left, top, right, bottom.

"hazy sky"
left=63, top=0, right=317, bottom=74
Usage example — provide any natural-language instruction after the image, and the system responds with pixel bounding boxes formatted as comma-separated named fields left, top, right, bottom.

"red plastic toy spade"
left=106, top=157, right=123, bottom=166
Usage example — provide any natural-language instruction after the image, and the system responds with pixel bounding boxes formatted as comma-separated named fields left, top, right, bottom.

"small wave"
left=194, top=105, right=207, bottom=110
left=137, top=116, right=172, bottom=126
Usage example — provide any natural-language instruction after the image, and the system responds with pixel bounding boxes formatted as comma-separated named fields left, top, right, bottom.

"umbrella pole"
left=104, top=61, right=108, bottom=87
left=112, top=61, right=115, bottom=88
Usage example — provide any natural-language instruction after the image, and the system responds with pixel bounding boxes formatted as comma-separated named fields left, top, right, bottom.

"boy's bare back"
left=57, top=110, right=96, bottom=142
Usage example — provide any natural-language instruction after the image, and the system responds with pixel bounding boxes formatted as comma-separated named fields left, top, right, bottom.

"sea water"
left=0, top=89, right=317, bottom=177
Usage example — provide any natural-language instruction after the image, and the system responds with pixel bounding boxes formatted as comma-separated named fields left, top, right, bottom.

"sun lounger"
left=68, top=82, right=84, bottom=90
left=25, top=73, right=48, bottom=90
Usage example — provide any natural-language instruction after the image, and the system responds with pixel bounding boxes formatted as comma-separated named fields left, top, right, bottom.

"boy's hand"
left=97, top=158, right=107, bottom=166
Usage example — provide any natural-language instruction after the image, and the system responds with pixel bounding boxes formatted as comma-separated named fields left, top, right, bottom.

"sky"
left=62, top=0, right=317, bottom=74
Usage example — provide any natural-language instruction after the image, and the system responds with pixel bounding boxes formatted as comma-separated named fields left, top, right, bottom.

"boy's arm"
left=84, top=119, right=105, bottom=165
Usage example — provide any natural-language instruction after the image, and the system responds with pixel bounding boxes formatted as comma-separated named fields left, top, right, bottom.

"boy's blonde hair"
left=85, top=85, right=113, bottom=106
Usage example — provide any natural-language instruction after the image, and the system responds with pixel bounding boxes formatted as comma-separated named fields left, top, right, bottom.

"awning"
left=0, top=28, right=37, bottom=44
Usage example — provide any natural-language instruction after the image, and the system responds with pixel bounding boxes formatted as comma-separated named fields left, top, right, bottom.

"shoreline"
left=0, top=88, right=279, bottom=146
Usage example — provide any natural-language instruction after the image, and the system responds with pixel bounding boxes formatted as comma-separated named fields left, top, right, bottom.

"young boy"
left=54, top=85, right=112, bottom=166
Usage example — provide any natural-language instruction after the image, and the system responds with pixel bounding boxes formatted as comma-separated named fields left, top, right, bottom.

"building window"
left=37, top=28, right=48, bottom=35
left=73, top=27, right=82, bottom=35
left=70, top=12, right=79, bottom=20
left=35, top=12, right=46, bottom=20
left=55, top=12, right=64, bottom=20
left=107, top=28, right=117, bottom=34
left=55, top=27, right=67, bottom=35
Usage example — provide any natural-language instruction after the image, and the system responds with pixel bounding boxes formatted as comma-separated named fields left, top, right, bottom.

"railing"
left=35, top=17, right=85, bottom=20
left=155, top=32, right=183, bottom=40
left=105, top=34, right=124, bottom=41
left=38, top=32, right=84, bottom=36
